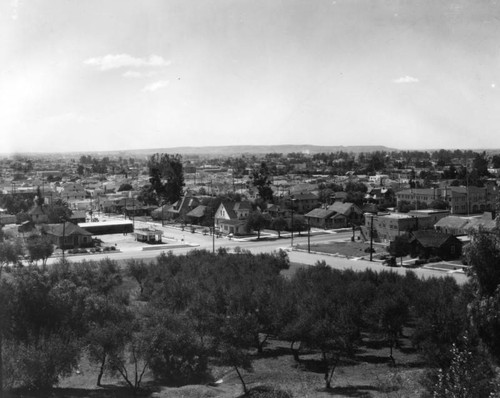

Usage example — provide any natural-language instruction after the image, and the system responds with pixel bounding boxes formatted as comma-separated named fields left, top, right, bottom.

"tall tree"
left=466, top=229, right=500, bottom=363
left=245, top=210, right=268, bottom=239
left=388, top=234, right=411, bottom=266
left=249, top=162, right=274, bottom=202
left=148, top=153, right=185, bottom=204
left=26, top=235, right=54, bottom=267
left=45, top=199, right=72, bottom=223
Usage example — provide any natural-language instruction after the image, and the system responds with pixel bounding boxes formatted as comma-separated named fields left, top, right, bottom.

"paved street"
left=44, top=216, right=469, bottom=284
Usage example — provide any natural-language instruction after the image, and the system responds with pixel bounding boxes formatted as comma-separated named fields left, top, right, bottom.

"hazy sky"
left=2, top=0, right=500, bottom=153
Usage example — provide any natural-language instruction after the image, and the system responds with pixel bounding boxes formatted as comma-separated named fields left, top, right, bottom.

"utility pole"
left=307, top=219, right=310, bottom=253
left=61, top=218, right=66, bottom=260
left=370, top=215, right=374, bottom=262
left=212, top=205, right=215, bottom=254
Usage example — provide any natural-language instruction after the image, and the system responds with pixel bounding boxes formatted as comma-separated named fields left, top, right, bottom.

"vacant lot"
left=296, top=240, right=388, bottom=260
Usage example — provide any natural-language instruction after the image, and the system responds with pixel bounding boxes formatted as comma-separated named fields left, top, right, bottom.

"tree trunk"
left=256, top=333, right=268, bottom=354
left=234, top=365, right=248, bottom=394
left=0, top=332, right=3, bottom=394
left=324, top=353, right=339, bottom=390
left=97, top=352, right=106, bottom=386
left=290, top=341, right=301, bottom=362
left=322, top=351, right=330, bottom=389
left=389, top=337, right=396, bottom=366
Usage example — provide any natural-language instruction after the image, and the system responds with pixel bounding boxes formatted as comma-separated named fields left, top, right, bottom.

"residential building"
left=214, top=200, right=252, bottom=235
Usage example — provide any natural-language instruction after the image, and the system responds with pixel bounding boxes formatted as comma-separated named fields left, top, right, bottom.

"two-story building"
left=215, top=200, right=252, bottom=236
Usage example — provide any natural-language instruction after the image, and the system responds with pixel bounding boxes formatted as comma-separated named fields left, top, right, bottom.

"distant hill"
left=124, top=145, right=398, bottom=157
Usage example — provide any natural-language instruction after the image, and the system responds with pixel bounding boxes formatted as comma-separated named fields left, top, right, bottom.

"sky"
left=2, top=0, right=500, bottom=153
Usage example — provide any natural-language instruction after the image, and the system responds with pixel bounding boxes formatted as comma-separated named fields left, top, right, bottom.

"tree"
left=411, top=277, right=468, bottom=368
left=365, top=283, right=409, bottom=365
left=0, top=239, right=23, bottom=273
left=45, top=199, right=72, bottom=223
left=286, top=264, right=361, bottom=389
left=117, top=183, right=133, bottom=192
left=246, top=210, right=269, bottom=239
left=137, top=184, right=159, bottom=206
left=388, top=234, right=411, bottom=266
left=472, top=151, right=490, bottom=178
left=77, top=164, right=85, bottom=176
left=429, top=199, right=449, bottom=210
left=290, top=214, right=307, bottom=235
left=250, top=162, right=274, bottom=202
left=142, top=308, right=208, bottom=385
left=270, top=216, right=288, bottom=238
left=84, top=293, right=132, bottom=386
left=148, top=153, right=185, bottom=204
left=26, top=235, right=54, bottom=267
left=492, top=154, right=500, bottom=169
left=126, top=259, right=149, bottom=295
left=217, top=311, right=255, bottom=394
left=466, top=229, right=500, bottom=363
left=428, top=333, right=496, bottom=398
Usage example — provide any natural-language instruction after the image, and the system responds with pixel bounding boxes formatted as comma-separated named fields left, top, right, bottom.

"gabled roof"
left=29, top=205, right=47, bottom=216
left=186, top=205, right=207, bottom=218
left=43, top=222, right=92, bottom=237
left=219, top=200, right=252, bottom=220
left=434, top=216, right=468, bottom=230
left=70, top=210, right=87, bottom=220
left=305, top=207, right=336, bottom=219
left=328, top=202, right=359, bottom=215
left=291, top=193, right=318, bottom=201
left=464, top=217, right=497, bottom=232
left=410, top=230, right=459, bottom=248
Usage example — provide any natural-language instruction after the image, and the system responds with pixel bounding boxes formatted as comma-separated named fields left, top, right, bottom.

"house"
left=215, top=200, right=252, bottom=236
left=434, top=216, right=469, bottom=236
left=409, top=230, right=462, bottom=260
left=0, top=214, right=16, bottom=225
left=69, top=210, right=87, bottom=224
left=166, top=196, right=200, bottom=222
left=185, top=205, right=208, bottom=225
left=42, top=222, right=93, bottom=249
left=29, top=205, right=49, bottom=224
left=304, top=207, right=338, bottom=229
left=265, top=203, right=290, bottom=219
left=59, top=183, right=87, bottom=201
left=288, top=193, right=319, bottom=213
left=304, top=202, right=363, bottom=229
left=328, top=202, right=364, bottom=226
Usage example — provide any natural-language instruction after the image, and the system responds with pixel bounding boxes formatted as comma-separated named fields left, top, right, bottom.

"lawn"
left=296, top=240, right=389, bottom=260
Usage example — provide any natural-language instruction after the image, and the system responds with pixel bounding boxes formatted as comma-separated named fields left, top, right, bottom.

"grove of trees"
left=1, top=230, right=500, bottom=396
